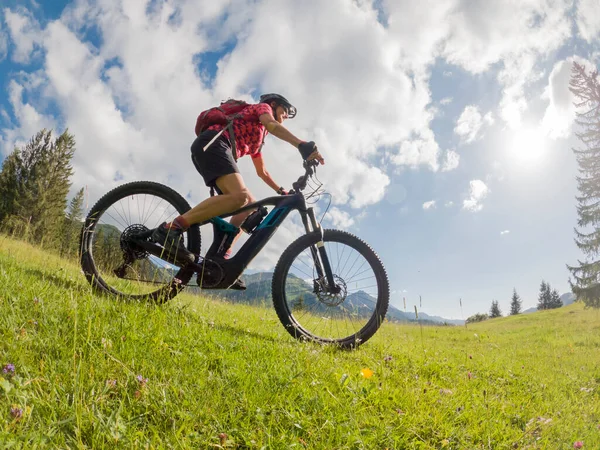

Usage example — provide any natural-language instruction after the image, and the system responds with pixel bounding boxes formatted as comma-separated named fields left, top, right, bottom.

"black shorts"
left=191, top=130, right=239, bottom=190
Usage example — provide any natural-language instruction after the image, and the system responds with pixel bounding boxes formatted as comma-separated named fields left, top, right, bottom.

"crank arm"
left=133, top=239, right=196, bottom=266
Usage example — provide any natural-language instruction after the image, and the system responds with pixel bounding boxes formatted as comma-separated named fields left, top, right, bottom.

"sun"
left=508, top=127, right=548, bottom=165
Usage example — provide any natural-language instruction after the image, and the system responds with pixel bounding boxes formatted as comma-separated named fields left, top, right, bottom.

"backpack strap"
left=224, top=110, right=246, bottom=161
left=202, top=127, right=227, bottom=152
left=227, top=121, right=239, bottom=161
left=202, top=107, right=246, bottom=161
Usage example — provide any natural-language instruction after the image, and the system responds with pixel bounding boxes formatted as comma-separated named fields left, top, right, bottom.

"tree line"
left=466, top=281, right=564, bottom=324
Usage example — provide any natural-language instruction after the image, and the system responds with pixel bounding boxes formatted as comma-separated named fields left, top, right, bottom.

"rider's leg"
left=179, top=173, right=252, bottom=225
left=215, top=174, right=257, bottom=255
left=152, top=174, right=251, bottom=260
left=191, top=173, right=251, bottom=289
left=225, top=201, right=257, bottom=255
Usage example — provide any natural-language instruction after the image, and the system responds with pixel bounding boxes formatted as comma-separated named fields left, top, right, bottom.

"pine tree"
left=0, top=150, right=21, bottom=224
left=509, top=288, right=522, bottom=315
left=61, top=187, right=85, bottom=257
left=35, top=130, right=76, bottom=247
left=292, top=295, right=305, bottom=311
left=489, top=300, right=502, bottom=318
left=537, top=280, right=552, bottom=310
left=548, top=288, right=563, bottom=309
left=568, top=62, right=600, bottom=308
left=12, top=130, right=54, bottom=238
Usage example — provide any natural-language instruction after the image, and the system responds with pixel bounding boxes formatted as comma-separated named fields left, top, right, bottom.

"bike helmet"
left=259, top=93, right=297, bottom=118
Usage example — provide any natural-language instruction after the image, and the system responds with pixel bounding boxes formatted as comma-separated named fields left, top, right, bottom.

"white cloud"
left=440, top=0, right=572, bottom=129
left=541, top=57, right=590, bottom=139
left=576, top=0, right=600, bottom=42
left=422, top=200, right=436, bottom=210
left=500, top=230, right=510, bottom=235
left=325, top=207, right=355, bottom=229
left=442, top=149, right=460, bottom=172
left=463, top=180, right=489, bottom=212
left=483, top=112, right=494, bottom=126
left=445, top=201, right=454, bottom=207
left=0, top=77, right=56, bottom=156
left=392, top=128, right=443, bottom=171
left=454, top=105, right=492, bottom=144
left=3, top=7, right=43, bottom=64
left=383, top=0, right=456, bottom=70
left=440, top=97, right=453, bottom=105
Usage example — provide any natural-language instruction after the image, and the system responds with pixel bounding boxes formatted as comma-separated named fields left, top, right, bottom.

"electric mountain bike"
left=80, top=160, right=389, bottom=348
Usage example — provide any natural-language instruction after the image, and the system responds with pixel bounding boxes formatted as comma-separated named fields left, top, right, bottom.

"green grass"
left=1, top=235, right=599, bottom=449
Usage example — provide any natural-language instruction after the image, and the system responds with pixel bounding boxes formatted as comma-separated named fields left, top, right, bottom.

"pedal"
left=228, top=279, right=246, bottom=291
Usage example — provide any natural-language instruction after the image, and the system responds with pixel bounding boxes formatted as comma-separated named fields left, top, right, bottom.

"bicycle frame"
left=197, top=191, right=336, bottom=290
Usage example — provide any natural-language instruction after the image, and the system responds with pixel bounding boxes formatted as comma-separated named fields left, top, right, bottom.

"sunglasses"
left=279, top=104, right=297, bottom=118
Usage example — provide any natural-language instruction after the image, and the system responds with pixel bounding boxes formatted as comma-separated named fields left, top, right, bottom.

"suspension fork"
left=302, top=208, right=338, bottom=291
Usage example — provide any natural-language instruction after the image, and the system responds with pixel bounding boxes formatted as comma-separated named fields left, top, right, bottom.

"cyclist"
left=151, top=93, right=325, bottom=285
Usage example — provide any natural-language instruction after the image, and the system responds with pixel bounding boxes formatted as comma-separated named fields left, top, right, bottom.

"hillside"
left=1, top=235, right=599, bottom=448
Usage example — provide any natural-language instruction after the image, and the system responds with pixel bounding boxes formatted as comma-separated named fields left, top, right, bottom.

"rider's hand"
left=277, top=187, right=288, bottom=195
left=298, top=141, right=324, bottom=164
left=307, top=149, right=325, bottom=165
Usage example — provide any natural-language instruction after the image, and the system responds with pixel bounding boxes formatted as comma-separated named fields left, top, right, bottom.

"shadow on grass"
left=212, top=321, right=281, bottom=345
left=20, top=266, right=88, bottom=293
left=213, top=320, right=352, bottom=352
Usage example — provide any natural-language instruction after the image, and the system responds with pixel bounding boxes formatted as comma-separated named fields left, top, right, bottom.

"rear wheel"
left=272, top=229, right=389, bottom=348
left=80, top=181, right=201, bottom=303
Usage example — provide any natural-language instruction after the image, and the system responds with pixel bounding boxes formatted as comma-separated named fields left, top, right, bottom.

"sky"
left=1, top=0, right=599, bottom=319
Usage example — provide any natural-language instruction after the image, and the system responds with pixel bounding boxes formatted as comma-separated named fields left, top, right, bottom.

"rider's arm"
left=259, top=113, right=303, bottom=148
left=259, top=113, right=325, bottom=164
left=252, top=155, right=283, bottom=193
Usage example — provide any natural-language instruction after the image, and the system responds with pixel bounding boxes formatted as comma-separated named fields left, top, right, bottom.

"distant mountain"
left=560, top=292, right=576, bottom=306
left=415, top=312, right=465, bottom=326
left=198, top=271, right=463, bottom=325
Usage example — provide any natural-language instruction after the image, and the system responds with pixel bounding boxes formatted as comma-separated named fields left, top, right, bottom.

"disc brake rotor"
left=315, top=275, right=347, bottom=307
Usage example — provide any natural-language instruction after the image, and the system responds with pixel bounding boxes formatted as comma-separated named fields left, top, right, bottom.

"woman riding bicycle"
left=81, top=94, right=388, bottom=347
left=151, top=93, right=325, bottom=280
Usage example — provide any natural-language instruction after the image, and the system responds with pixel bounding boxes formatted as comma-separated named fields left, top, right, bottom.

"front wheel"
left=272, top=229, right=389, bottom=348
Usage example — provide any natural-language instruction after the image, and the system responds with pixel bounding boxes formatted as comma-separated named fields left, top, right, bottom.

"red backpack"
left=194, top=99, right=249, bottom=137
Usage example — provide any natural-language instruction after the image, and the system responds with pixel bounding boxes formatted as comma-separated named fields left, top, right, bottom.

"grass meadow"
left=1, top=235, right=599, bottom=449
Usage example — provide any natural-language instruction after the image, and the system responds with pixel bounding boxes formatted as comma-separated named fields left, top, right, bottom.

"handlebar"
left=289, top=159, right=319, bottom=194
